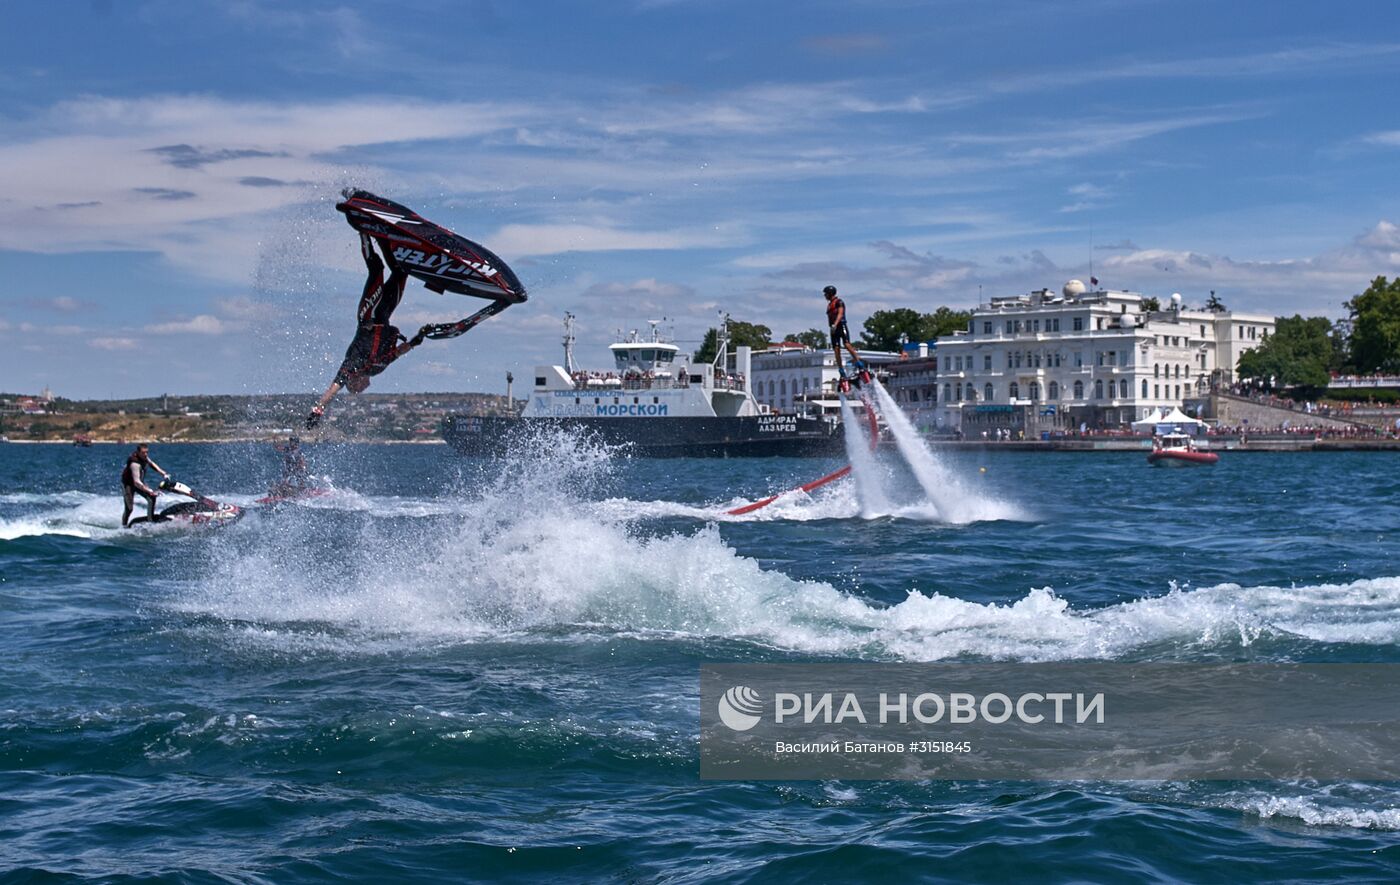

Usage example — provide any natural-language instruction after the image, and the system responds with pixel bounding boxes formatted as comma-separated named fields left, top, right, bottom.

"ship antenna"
left=562, top=312, right=576, bottom=375
left=714, top=312, right=730, bottom=370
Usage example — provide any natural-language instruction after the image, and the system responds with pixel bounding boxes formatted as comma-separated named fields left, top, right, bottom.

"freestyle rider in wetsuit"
left=120, top=443, right=169, bottom=527
left=271, top=436, right=310, bottom=494
left=307, top=233, right=429, bottom=428
left=824, top=285, right=867, bottom=390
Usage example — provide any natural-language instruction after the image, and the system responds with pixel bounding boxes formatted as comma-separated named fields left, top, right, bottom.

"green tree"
left=693, top=320, right=772, bottom=364
left=1205, top=291, right=1227, bottom=312
left=785, top=328, right=828, bottom=349
left=1236, top=315, right=1335, bottom=394
left=858, top=307, right=972, bottom=351
left=1345, top=276, right=1400, bottom=373
left=1140, top=297, right=1161, bottom=312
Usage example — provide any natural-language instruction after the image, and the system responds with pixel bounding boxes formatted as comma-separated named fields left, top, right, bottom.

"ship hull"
left=444, top=415, right=843, bottom=457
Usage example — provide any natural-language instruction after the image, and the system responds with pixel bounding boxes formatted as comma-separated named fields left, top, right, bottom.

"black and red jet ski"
left=127, top=478, right=244, bottom=528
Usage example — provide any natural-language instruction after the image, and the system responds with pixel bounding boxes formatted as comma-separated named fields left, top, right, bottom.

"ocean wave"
left=0, top=517, right=94, bottom=541
left=170, top=435, right=1400, bottom=661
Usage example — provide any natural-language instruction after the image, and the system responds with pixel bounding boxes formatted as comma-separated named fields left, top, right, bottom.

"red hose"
left=725, top=391, right=878, bottom=515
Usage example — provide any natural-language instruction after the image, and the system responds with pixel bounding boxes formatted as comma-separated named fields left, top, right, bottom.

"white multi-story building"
left=751, top=343, right=901, bottom=413
left=883, top=343, right=940, bottom=431
left=932, top=281, right=1273, bottom=433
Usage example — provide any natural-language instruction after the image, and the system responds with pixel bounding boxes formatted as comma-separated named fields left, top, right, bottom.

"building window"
left=1074, top=351, right=1083, bottom=368
left=1094, top=379, right=1104, bottom=399
left=1030, top=381, right=1040, bottom=401
left=1154, top=363, right=1160, bottom=378
left=1033, top=319, right=1041, bottom=332
left=1097, top=318, right=1104, bottom=330
left=943, top=383, right=951, bottom=402
left=1175, top=384, right=1181, bottom=399
left=983, top=321, right=992, bottom=334
left=985, top=383, right=994, bottom=402
left=1009, top=382, right=1020, bottom=399
left=780, top=379, right=787, bottom=396
left=1007, top=352, right=1013, bottom=369
left=1154, top=384, right=1160, bottom=398
left=1049, top=381, right=1059, bottom=399
left=984, top=354, right=992, bottom=370
left=1014, top=352, right=1023, bottom=369
left=1074, top=380, right=1084, bottom=399
left=1200, top=325, right=1206, bottom=337
left=1052, top=318, right=1061, bottom=332
left=1005, top=320, right=1013, bottom=334
left=1073, top=317, right=1084, bottom=331
left=1120, top=379, right=1129, bottom=399
left=1142, top=379, right=1149, bottom=398
left=944, top=357, right=951, bottom=371
left=910, top=389, right=919, bottom=403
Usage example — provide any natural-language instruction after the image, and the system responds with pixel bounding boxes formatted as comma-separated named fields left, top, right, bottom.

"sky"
left=1, top=0, right=1398, bottom=398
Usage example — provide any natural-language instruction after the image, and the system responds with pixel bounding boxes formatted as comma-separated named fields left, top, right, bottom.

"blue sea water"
left=2, top=437, right=1399, bottom=882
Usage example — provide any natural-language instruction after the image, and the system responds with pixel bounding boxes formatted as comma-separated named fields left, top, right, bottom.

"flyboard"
left=127, top=478, right=243, bottom=529
left=336, top=190, right=527, bottom=340
left=726, top=392, right=880, bottom=515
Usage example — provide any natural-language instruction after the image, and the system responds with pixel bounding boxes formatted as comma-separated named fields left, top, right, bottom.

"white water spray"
left=869, top=380, right=1022, bottom=523
left=840, top=395, right=889, bottom=517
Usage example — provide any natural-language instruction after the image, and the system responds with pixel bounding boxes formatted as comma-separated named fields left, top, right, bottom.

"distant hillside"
left=0, top=392, right=519, bottom=442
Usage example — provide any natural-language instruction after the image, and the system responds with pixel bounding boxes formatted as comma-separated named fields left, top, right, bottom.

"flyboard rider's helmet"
left=823, top=285, right=837, bottom=297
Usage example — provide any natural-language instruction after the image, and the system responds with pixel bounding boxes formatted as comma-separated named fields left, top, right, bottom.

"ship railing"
left=571, top=372, right=690, bottom=391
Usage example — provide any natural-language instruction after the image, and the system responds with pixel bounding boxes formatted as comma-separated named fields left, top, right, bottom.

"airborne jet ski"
left=126, top=478, right=244, bottom=528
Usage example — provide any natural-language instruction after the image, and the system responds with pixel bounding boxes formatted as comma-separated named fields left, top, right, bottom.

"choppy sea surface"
left=2, top=436, right=1399, bottom=882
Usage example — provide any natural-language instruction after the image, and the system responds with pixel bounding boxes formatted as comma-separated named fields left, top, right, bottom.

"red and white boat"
left=1148, top=432, right=1219, bottom=466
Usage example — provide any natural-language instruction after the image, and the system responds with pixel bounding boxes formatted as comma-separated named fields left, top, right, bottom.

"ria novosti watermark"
left=701, top=664, right=1400, bottom=781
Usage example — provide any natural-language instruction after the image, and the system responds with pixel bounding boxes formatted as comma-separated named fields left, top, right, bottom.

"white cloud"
left=1362, top=130, right=1400, bottom=147
left=412, top=361, right=459, bottom=377
left=147, top=315, right=228, bottom=334
left=490, top=223, right=746, bottom=256
left=1357, top=220, right=1400, bottom=250
left=92, top=336, right=139, bottom=350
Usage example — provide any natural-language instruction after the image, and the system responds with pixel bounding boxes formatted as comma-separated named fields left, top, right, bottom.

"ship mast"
left=562, top=312, right=577, bottom=375
left=712, top=313, right=730, bottom=370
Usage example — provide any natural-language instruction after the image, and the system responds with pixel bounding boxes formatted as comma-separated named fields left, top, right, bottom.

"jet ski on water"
left=126, top=478, right=244, bottom=528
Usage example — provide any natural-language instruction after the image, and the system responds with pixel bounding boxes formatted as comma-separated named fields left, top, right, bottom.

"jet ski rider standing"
left=121, top=443, right=169, bottom=528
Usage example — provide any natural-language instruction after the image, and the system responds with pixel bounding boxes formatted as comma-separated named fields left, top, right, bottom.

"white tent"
left=1131, top=408, right=1165, bottom=430
left=1161, top=406, right=1206, bottom=426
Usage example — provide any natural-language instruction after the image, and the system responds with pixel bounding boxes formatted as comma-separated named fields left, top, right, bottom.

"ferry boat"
left=444, top=317, right=843, bottom=457
left=1147, top=432, right=1219, bottom=466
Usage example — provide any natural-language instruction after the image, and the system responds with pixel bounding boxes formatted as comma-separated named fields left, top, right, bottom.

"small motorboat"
left=1148, top=432, right=1219, bottom=466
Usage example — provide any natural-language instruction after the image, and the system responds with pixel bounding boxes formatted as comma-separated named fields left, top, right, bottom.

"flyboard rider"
left=824, top=285, right=870, bottom=392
